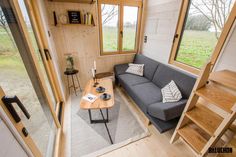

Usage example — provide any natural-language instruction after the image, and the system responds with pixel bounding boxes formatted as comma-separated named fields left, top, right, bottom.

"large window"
left=170, top=0, right=235, bottom=73
left=98, top=0, right=142, bottom=55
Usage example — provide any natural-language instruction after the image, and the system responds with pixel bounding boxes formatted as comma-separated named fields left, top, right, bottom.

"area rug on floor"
left=71, top=88, right=150, bottom=157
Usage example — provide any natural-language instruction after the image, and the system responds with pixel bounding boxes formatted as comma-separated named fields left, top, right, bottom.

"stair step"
left=209, top=70, right=236, bottom=91
left=186, top=105, right=223, bottom=136
left=195, top=84, right=236, bottom=113
left=178, top=125, right=207, bottom=154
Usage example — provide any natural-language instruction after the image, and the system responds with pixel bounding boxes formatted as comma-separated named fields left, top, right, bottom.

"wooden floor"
left=60, top=87, right=196, bottom=157
left=101, top=125, right=195, bottom=157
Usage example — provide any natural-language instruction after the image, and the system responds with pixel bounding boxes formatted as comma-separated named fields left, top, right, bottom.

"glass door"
left=16, top=0, right=57, bottom=109
left=0, top=0, right=60, bottom=156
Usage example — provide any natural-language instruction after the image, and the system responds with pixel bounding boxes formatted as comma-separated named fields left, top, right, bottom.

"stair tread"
left=186, top=105, right=223, bottom=136
left=178, top=125, right=207, bottom=154
left=196, top=84, right=236, bottom=113
left=209, top=70, right=236, bottom=91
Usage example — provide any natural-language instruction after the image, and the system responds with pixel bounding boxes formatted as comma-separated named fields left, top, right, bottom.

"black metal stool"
left=64, top=69, right=82, bottom=96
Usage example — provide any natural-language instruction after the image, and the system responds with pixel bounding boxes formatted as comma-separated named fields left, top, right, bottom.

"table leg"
left=71, top=74, right=77, bottom=96
left=75, top=74, right=82, bottom=92
left=106, top=108, right=109, bottom=122
left=100, top=109, right=113, bottom=144
left=88, top=109, right=92, bottom=123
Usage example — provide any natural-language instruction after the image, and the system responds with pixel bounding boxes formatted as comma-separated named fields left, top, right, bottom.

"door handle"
left=1, top=96, right=30, bottom=123
left=44, top=49, right=52, bottom=60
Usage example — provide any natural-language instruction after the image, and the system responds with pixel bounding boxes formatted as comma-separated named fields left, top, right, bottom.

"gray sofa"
left=114, top=54, right=196, bottom=133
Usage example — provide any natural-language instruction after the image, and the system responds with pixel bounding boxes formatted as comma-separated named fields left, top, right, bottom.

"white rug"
left=71, top=88, right=150, bottom=157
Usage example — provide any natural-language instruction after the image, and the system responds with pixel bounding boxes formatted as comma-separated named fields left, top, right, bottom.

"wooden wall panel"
left=45, top=1, right=134, bottom=96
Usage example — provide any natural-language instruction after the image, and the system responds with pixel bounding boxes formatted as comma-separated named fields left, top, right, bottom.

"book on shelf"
left=83, top=12, right=94, bottom=26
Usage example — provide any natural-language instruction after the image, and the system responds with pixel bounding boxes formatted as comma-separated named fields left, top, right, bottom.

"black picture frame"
left=68, top=11, right=81, bottom=24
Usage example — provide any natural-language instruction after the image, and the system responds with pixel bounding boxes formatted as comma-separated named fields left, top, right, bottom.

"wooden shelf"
left=178, top=125, right=207, bottom=154
left=186, top=104, right=223, bottom=136
left=209, top=70, right=236, bottom=91
left=61, top=23, right=95, bottom=26
left=48, top=0, right=96, bottom=4
left=195, top=84, right=236, bottom=113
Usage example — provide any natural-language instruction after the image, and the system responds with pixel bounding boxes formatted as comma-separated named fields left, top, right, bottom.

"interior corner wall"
left=214, top=20, right=236, bottom=72
left=141, top=0, right=182, bottom=64
left=44, top=1, right=134, bottom=95
left=37, top=0, right=66, bottom=99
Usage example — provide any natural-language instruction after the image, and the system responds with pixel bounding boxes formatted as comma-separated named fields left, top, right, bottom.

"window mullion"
left=118, top=3, right=124, bottom=53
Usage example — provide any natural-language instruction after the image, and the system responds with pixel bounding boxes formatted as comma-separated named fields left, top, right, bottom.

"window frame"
left=98, top=0, right=143, bottom=55
left=169, top=0, right=236, bottom=75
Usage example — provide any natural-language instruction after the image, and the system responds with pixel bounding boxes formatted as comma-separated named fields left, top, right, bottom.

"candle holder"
left=93, top=77, right=97, bottom=87
left=93, top=69, right=99, bottom=87
left=94, top=69, right=99, bottom=86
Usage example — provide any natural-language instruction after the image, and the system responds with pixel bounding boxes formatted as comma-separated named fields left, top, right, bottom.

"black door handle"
left=1, top=96, right=30, bottom=123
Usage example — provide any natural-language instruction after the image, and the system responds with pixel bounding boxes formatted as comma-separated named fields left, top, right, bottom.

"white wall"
left=214, top=21, right=236, bottom=72
left=141, top=0, right=182, bottom=63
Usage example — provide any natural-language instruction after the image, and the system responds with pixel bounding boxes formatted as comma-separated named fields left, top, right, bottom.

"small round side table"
left=64, top=69, right=82, bottom=96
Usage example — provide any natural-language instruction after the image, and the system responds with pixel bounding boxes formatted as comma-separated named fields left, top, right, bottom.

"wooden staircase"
left=170, top=62, right=236, bottom=157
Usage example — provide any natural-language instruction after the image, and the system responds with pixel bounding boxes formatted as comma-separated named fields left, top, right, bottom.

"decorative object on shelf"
left=59, top=14, right=68, bottom=24
left=65, top=53, right=74, bottom=72
left=68, top=10, right=81, bottom=24
left=57, top=10, right=95, bottom=26
left=48, top=0, right=96, bottom=4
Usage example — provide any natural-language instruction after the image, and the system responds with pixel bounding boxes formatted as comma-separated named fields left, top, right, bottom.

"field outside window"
left=175, top=0, right=235, bottom=69
left=99, top=0, right=141, bottom=55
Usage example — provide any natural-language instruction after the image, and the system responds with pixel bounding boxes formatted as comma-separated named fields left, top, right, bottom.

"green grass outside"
left=102, top=28, right=217, bottom=69
left=103, top=27, right=136, bottom=51
left=176, top=30, right=217, bottom=68
left=0, top=29, right=36, bottom=79
left=0, top=30, right=17, bottom=54
left=1, top=27, right=217, bottom=71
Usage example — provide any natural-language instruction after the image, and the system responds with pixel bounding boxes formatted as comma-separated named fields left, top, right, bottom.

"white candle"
left=94, top=60, right=96, bottom=70
left=91, top=68, right=95, bottom=78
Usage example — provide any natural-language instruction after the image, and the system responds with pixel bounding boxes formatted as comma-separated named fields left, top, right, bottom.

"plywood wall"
left=141, top=0, right=182, bottom=63
left=44, top=1, right=134, bottom=94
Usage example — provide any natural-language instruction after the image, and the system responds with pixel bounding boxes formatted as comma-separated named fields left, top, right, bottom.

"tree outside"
left=176, top=0, right=235, bottom=68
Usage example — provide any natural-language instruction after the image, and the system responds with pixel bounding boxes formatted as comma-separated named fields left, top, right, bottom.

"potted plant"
left=65, top=53, right=74, bottom=72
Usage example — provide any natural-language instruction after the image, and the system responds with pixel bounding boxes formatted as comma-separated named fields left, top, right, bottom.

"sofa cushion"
left=114, top=63, right=129, bottom=76
left=131, top=82, right=162, bottom=112
left=152, top=64, right=196, bottom=98
left=161, top=80, right=182, bottom=103
left=126, top=63, right=144, bottom=76
left=147, top=99, right=188, bottom=121
left=133, top=54, right=159, bottom=80
left=119, top=74, right=150, bottom=86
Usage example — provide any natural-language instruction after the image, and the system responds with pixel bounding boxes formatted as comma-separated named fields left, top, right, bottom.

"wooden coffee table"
left=80, top=78, right=114, bottom=144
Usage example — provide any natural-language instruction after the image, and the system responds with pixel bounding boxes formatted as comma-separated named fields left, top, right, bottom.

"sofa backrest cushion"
left=133, top=54, right=159, bottom=80
left=152, top=64, right=196, bottom=99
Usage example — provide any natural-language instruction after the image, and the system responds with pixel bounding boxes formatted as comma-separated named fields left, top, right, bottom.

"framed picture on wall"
left=68, top=11, right=81, bottom=24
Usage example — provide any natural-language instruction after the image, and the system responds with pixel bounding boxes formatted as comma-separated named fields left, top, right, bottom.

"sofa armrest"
left=114, top=63, right=129, bottom=76
left=147, top=99, right=188, bottom=121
